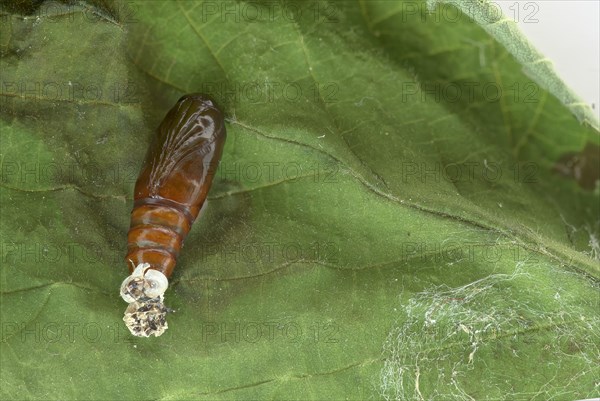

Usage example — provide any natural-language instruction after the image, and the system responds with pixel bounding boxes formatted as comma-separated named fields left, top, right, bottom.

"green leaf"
left=1, top=1, right=598, bottom=400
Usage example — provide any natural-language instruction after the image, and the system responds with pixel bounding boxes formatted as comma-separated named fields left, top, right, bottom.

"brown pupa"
left=120, top=93, right=226, bottom=337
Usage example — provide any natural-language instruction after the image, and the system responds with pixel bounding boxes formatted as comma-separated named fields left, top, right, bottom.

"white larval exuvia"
left=120, top=263, right=171, bottom=337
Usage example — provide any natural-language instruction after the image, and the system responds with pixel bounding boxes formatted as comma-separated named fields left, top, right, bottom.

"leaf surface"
left=1, top=1, right=598, bottom=400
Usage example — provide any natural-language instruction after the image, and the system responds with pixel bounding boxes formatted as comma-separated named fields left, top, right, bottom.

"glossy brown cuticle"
left=125, top=94, right=226, bottom=278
